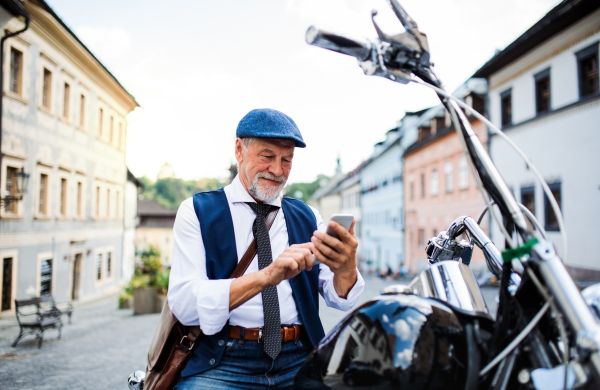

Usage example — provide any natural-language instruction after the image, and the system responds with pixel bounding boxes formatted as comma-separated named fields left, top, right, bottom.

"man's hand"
left=261, top=243, right=316, bottom=288
left=311, top=219, right=358, bottom=299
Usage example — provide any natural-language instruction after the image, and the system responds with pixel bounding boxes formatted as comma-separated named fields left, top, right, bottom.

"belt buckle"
left=258, top=327, right=263, bottom=343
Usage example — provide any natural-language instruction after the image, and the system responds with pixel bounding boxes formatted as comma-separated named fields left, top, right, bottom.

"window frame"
left=430, top=169, right=439, bottom=196
left=57, top=169, right=70, bottom=219
left=9, top=47, right=23, bottom=96
left=36, top=252, right=55, bottom=297
left=75, top=175, right=85, bottom=219
left=35, top=164, right=53, bottom=219
left=41, top=67, right=53, bottom=112
left=500, top=88, right=512, bottom=128
left=520, top=186, right=536, bottom=216
left=62, top=81, right=71, bottom=120
left=444, top=161, right=453, bottom=193
left=534, top=68, right=551, bottom=115
left=576, top=42, right=599, bottom=99
left=0, top=156, right=25, bottom=218
left=458, top=157, right=469, bottom=190
left=4, top=39, right=30, bottom=103
left=544, top=182, right=562, bottom=232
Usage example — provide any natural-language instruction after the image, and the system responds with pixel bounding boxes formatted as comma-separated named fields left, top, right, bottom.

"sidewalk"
left=0, top=293, right=159, bottom=390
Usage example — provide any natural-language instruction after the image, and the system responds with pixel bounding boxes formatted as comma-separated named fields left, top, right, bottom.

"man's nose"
left=269, top=159, right=284, bottom=176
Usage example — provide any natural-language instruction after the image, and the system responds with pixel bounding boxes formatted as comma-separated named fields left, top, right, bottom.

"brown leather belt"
left=229, top=325, right=302, bottom=343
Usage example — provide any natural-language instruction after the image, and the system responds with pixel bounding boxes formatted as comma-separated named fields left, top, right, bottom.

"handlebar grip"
left=305, top=26, right=371, bottom=61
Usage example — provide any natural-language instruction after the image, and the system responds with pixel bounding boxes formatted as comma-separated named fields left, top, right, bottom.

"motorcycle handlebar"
left=306, top=26, right=371, bottom=62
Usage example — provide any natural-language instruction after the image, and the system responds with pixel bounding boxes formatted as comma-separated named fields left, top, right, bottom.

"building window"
left=520, top=186, right=535, bottom=215
left=42, top=68, right=52, bottom=109
left=63, top=82, right=70, bottom=118
left=116, top=190, right=120, bottom=218
left=40, top=258, right=53, bottom=295
left=77, top=181, right=83, bottom=217
left=418, top=126, right=431, bottom=142
left=79, top=94, right=85, bottom=127
left=95, top=186, right=100, bottom=217
left=534, top=68, right=551, bottom=114
left=418, top=228, right=425, bottom=247
left=444, top=162, right=453, bottom=193
left=96, top=253, right=102, bottom=280
left=458, top=157, right=469, bottom=190
left=106, top=252, right=112, bottom=278
left=5, top=166, right=18, bottom=214
left=39, top=173, right=49, bottom=215
left=420, top=173, right=425, bottom=198
left=60, top=177, right=67, bottom=216
left=98, top=108, right=104, bottom=137
left=117, top=122, right=122, bottom=149
left=544, top=182, right=562, bottom=231
left=409, top=176, right=415, bottom=200
left=500, top=88, right=512, bottom=127
left=106, top=188, right=111, bottom=217
left=576, top=43, right=599, bottom=98
left=109, top=116, right=114, bottom=144
left=430, top=169, right=439, bottom=196
left=9, top=47, right=23, bottom=95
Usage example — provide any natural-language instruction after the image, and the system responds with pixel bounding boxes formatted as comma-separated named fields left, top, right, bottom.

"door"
left=72, top=253, right=82, bottom=301
left=2, top=257, right=13, bottom=311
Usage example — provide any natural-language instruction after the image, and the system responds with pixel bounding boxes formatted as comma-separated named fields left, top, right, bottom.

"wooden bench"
left=12, top=296, right=69, bottom=348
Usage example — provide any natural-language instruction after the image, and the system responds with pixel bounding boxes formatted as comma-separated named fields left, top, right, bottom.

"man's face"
left=235, top=138, right=295, bottom=202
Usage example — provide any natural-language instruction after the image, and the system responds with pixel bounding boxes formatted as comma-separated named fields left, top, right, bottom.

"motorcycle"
left=129, top=1, right=600, bottom=389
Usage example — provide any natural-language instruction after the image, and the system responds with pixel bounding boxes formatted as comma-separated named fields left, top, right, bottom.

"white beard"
left=247, top=171, right=287, bottom=202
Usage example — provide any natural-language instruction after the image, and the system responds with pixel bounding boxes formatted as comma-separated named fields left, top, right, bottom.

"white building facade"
left=360, top=115, right=419, bottom=274
left=475, top=0, right=600, bottom=277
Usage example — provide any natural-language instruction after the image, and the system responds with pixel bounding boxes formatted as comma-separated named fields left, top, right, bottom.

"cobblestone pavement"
left=0, top=276, right=498, bottom=390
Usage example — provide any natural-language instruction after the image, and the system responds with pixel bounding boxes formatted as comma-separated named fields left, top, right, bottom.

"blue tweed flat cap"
left=236, top=108, right=306, bottom=148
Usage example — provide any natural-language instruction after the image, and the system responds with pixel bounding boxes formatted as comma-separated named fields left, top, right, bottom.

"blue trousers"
left=175, top=335, right=312, bottom=390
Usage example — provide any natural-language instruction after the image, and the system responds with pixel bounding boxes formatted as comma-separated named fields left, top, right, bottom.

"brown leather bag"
left=144, top=207, right=279, bottom=390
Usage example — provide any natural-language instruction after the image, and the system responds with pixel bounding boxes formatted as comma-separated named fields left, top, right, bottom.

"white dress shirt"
left=167, top=175, right=365, bottom=335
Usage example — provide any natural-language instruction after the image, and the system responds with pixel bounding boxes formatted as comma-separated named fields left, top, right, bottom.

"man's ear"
left=235, top=138, right=244, bottom=164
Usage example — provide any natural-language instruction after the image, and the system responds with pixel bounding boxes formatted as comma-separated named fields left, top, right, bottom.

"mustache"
left=256, top=171, right=286, bottom=183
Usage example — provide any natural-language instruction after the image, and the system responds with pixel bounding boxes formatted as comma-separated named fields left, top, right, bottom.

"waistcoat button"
left=218, top=340, right=225, bottom=346
left=209, top=358, right=216, bottom=365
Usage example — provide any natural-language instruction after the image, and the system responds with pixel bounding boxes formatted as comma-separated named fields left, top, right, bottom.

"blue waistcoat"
left=181, top=188, right=326, bottom=378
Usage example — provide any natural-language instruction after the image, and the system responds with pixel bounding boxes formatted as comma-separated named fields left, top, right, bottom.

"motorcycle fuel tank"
left=294, top=294, right=467, bottom=389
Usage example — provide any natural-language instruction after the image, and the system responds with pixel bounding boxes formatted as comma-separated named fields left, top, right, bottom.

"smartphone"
left=325, top=214, right=354, bottom=240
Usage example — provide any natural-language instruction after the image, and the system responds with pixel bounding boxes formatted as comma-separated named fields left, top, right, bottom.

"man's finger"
left=313, top=230, right=344, bottom=253
left=313, top=246, right=334, bottom=268
left=312, top=236, right=342, bottom=262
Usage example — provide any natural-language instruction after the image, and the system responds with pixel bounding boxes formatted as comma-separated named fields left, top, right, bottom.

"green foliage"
left=285, top=174, right=330, bottom=202
left=122, top=246, right=169, bottom=298
left=138, top=176, right=227, bottom=211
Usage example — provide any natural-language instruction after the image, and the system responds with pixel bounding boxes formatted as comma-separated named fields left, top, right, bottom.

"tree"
left=139, top=176, right=227, bottom=211
left=285, top=174, right=330, bottom=202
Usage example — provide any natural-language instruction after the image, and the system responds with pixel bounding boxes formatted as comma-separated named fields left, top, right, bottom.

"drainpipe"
left=0, top=7, right=31, bottom=220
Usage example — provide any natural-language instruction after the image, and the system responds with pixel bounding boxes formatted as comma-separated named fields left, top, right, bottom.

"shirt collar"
left=227, top=175, right=283, bottom=207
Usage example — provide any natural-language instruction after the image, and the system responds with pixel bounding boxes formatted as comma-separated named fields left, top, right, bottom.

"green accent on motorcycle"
left=502, top=238, right=539, bottom=264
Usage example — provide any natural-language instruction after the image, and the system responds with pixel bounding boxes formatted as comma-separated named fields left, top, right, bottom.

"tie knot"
left=246, top=202, right=272, bottom=217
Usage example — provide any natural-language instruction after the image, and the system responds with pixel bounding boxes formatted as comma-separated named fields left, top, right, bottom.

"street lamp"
left=0, top=167, right=29, bottom=209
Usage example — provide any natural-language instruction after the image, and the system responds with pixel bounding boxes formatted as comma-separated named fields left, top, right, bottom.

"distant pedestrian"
left=168, top=108, right=365, bottom=389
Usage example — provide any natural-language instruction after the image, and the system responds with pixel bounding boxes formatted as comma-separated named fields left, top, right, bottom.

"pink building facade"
left=404, top=108, right=489, bottom=274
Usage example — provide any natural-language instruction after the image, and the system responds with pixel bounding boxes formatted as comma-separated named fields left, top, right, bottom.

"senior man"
left=168, top=108, right=364, bottom=390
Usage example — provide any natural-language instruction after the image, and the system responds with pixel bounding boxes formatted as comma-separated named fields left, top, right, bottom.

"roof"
left=137, top=199, right=176, bottom=217
left=28, top=0, right=139, bottom=107
left=473, top=0, right=600, bottom=78
left=127, top=168, right=144, bottom=190
left=0, top=0, right=30, bottom=19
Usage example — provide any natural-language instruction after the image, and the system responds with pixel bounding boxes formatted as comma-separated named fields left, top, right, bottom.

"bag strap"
left=184, top=206, right=279, bottom=340
left=229, top=206, right=279, bottom=279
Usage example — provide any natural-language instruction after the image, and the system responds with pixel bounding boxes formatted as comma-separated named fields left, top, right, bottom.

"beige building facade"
left=0, top=0, right=137, bottom=313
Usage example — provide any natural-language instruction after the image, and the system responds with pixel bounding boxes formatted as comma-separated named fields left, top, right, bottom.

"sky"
left=46, top=0, right=562, bottom=184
